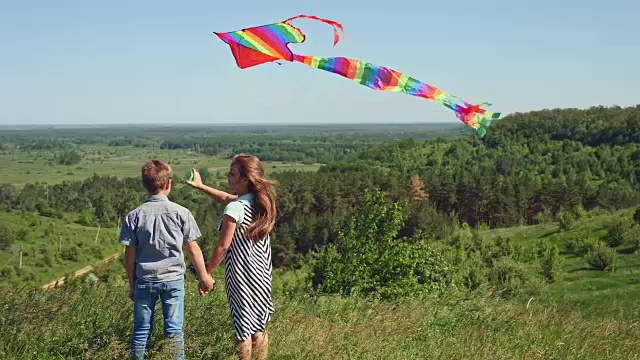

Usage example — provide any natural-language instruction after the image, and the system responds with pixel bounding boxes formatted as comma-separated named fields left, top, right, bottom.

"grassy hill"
left=0, top=210, right=121, bottom=287
left=482, top=208, right=640, bottom=320
left=1, top=208, right=639, bottom=359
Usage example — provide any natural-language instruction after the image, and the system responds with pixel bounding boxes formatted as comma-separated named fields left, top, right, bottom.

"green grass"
left=481, top=208, right=640, bottom=320
left=0, top=147, right=320, bottom=188
left=1, top=268, right=639, bottom=359
left=0, top=211, right=121, bottom=287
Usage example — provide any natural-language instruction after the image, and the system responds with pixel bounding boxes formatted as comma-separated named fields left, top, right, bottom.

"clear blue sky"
left=1, top=0, right=638, bottom=125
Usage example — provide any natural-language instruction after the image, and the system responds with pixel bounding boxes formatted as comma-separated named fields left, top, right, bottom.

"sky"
left=1, top=0, right=638, bottom=126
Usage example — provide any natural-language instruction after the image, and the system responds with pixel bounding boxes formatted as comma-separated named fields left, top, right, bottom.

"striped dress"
left=218, top=192, right=275, bottom=341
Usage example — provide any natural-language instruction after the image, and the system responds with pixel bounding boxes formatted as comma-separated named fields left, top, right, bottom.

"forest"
left=2, top=105, right=639, bottom=275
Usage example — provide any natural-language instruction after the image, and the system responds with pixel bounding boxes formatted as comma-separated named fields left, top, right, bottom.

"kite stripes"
left=293, top=54, right=501, bottom=136
left=215, top=23, right=305, bottom=61
left=219, top=200, right=275, bottom=341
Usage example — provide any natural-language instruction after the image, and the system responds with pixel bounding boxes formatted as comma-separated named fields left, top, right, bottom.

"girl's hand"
left=185, top=168, right=203, bottom=189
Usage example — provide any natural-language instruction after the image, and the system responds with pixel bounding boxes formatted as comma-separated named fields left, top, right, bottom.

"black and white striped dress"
left=218, top=192, right=275, bottom=341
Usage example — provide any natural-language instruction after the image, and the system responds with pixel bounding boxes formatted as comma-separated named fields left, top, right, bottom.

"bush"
left=76, top=208, right=96, bottom=227
left=626, top=229, right=640, bottom=253
left=586, top=241, right=617, bottom=271
left=309, top=188, right=456, bottom=300
left=60, top=246, right=80, bottom=262
left=457, top=250, right=488, bottom=291
left=573, top=204, right=587, bottom=219
left=89, top=246, right=104, bottom=260
left=495, top=236, right=515, bottom=258
left=488, top=256, right=529, bottom=298
left=0, top=266, right=16, bottom=280
left=538, top=242, right=563, bottom=283
left=56, top=150, right=82, bottom=165
left=633, top=207, right=640, bottom=225
left=0, top=224, right=15, bottom=250
left=604, top=218, right=632, bottom=247
left=556, top=211, right=576, bottom=231
left=563, top=232, right=598, bottom=256
left=534, top=209, right=554, bottom=224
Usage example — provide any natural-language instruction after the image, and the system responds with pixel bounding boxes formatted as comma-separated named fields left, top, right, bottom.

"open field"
left=0, top=147, right=321, bottom=188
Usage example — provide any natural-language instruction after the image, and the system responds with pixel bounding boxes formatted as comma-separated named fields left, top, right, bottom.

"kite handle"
left=282, top=14, right=345, bottom=46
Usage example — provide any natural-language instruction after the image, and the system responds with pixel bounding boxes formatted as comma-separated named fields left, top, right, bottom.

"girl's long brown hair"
left=232, top=154, right=277, bottom=241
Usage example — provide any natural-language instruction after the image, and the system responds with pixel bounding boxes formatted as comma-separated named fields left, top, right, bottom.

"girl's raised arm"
left=185, top=168, right=237, bottom=205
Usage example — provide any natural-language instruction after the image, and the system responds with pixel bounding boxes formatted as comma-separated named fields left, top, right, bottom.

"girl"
left=186, top=154, right=276, bottom=360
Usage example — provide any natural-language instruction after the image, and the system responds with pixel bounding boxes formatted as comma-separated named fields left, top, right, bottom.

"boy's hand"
left=129, top=286, right=134, bottom=301
left=185, top=168, right=203, bottom=189
left=198, top=275, right=215, bottom=296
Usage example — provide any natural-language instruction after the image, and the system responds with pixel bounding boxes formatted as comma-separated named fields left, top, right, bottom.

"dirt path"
left=41, top=251, right=123, bottom=290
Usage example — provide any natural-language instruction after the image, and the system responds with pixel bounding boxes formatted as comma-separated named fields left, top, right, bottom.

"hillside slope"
left=0, top=211, right=120, bottom=287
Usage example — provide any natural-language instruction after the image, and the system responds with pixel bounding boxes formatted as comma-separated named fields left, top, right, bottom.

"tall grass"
left=1, top=271, right=639, bottom=360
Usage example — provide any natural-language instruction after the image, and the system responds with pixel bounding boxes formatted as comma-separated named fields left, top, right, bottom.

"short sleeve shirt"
left=118, top=194, right=201, bottom=282
left=222, top=193, right=255, bottom=223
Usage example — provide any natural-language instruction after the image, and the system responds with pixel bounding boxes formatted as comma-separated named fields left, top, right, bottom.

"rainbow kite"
left=214, top=15, right=500, bottom=136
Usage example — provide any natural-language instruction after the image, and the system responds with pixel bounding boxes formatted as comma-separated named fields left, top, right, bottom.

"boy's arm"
left=181, top=210, right=214, bottom=293
left=184, top=241, right=210, bottom=282
left=124, top=246, right=136, bottom=299
left=185, top=168, right=237, bottom=205
left=118, top=214, right=138, bottom=300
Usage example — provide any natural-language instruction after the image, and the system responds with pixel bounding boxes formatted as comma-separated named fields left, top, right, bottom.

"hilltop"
left=1, top=207, right=639, bottom=359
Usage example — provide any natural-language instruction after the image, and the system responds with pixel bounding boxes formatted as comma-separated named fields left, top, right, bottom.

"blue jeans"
left=130, top=277, right=185, bottom=360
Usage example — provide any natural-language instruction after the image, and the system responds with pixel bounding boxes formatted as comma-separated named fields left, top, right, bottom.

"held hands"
left=185, top=168, right=203, bottom=189
left=198, top=274, right=215, bottom=296
left=199, top=262, right=217, bottom=296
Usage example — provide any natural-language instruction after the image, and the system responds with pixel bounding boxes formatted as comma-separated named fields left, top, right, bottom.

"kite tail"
left=293, top=54, right=501, bottom=136
left=282, top=14, right=345, bottom=46
left=451, top=102, right=502, bottom=136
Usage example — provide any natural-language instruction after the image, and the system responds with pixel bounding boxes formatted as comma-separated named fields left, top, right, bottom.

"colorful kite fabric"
left=214, top=15, right=500, bottom=136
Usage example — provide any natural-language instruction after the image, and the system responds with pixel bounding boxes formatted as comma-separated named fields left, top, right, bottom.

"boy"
left=118, top=159, right=214, bottom=360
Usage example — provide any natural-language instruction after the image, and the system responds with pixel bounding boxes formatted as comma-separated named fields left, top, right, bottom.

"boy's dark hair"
left=141, top=159, right=172, bottom=193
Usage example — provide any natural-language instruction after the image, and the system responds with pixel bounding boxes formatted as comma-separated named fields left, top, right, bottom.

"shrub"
left=457, top=250, right=488, bottom=291
left=573, top=204, right=587, bottom=219
left=538, top=242, right=563, bottom=283
left=60, top=246, right=80, bottom=262
left=488, top=256, right=529, bottom=298
left=0, top=224, right=15, bottom=250
left=0, top=266, right=16, bottom=280
left=77, top=208, right=96, bottom=227
left=557, top=211, right=576, bottom=231
left=633, top=207, right=640, bottom=226
left=534, top=208, right=553, bottom=224
left=626, top=229, right=640, bottom=253
left=495, top=236, right=515, bottom=258
left=309, top=188, right=456, bottom=300
left=563, top=232, right=598, bottom=256
left=56, top=150, right=82, bottom=165
left=604, top=218, right=632, bottom=247
left=586, top=241, right=617, bottom=271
